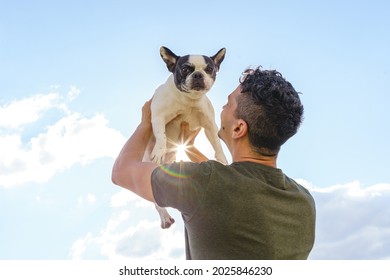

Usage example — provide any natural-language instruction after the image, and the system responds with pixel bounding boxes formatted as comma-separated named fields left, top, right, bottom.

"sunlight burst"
left=175, top=143, right=189, bottom=162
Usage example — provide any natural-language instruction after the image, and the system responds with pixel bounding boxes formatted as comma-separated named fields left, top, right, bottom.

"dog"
left=145, top=46, right=228, bottom=229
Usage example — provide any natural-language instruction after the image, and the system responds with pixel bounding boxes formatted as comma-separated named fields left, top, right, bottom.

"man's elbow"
left=111, top=162, right=156, bottom=203
left=111, top=164, right=124, bottom=187
left=111, top=171, right=120, bottom=187
left=111, top=164, right=136, bottom=191
left=111, top=171, right=119, bottom=186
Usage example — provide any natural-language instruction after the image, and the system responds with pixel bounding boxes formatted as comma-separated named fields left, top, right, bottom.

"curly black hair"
left=236, top=67, right=304, bottom=156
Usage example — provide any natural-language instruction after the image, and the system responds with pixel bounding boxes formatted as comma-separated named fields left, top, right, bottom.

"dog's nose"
left=192, top=72, right=203, bottom=80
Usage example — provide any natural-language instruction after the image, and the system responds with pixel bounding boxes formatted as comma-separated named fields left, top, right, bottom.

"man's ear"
left=232, top=119, right=248, bottom=139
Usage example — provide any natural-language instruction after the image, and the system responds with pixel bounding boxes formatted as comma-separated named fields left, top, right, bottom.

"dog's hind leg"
left=155, top=204, right=175, bottom=229
left=149, top=136, right=176, bottom=229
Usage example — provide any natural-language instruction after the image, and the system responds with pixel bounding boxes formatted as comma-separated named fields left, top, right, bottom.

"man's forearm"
left=111, top=122, right=158, bottom=202
left=111, top=100, right=158, bottom=202
left=185, top=145, right=208, bottom=163
left=113, top=124, right=151, bottom=171
left=111, top=122, right=153, bottom=189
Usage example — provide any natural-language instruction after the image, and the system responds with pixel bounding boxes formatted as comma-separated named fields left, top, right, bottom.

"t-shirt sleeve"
left=151, top=161, right=212, bottom=217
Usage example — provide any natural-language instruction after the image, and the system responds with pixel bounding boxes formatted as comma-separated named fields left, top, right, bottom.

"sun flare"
left=175, top=143, right=189, bottom=162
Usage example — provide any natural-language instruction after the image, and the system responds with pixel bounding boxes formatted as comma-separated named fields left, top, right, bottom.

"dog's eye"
left=181, top=66, right=193, bottom=76
left=205, top=65, right=213, bottom=74
left=182, top=68, right=189, bottom=75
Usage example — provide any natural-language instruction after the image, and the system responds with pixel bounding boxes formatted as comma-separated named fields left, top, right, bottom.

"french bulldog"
left=146, top=46, right=228, bottom=229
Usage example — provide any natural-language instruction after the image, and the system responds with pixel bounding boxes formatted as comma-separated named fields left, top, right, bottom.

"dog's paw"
left=151, top=146, right=166, bottom=164
left=161, top=216, right=175, bottom=229
left=155, top=204, right=175, bottom=229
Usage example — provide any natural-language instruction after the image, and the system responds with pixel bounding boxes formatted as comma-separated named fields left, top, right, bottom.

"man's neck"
left=231, top=147, right=277, bottom=168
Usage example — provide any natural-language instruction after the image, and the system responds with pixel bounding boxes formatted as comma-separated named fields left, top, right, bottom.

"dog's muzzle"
left=191, top=72, right=205, bottom=90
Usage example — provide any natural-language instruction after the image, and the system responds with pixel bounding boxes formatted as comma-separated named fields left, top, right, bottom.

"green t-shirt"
left=151, top=160, right=316, bottom=260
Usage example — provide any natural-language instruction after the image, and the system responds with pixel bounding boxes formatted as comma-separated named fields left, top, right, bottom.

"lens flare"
left=175, top=143, right=188, bottom=162
left=158, top=163, right=190, bottom=179
left=162, top=142, right=190, bottom=179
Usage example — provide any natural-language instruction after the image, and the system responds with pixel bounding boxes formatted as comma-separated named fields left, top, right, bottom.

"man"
left=112, top=67, right=316, bottom=259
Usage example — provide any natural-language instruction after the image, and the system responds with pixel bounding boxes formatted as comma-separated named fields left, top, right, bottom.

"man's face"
left=218, top=85, right=241, bottom=147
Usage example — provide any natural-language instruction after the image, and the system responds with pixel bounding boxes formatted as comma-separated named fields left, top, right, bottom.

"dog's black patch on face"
left=203, top=56, right=217, bottom=79
left=173, top=55, right=192, bottom=91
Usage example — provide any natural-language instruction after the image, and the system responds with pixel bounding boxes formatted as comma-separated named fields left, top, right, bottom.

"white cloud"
left=71, top=180, right=390, bottom=260
left=110, top=189, right=150, bottom=208
left=70, top=198, right=185, bottom=260
left=110, top=189, right=139, bottom=208
left=297, top=180, right=390, bottom=260
left=0, top=88, right=126, bottom=188
left=78, top=193, right=97, bottom=205
left=67, top=86, right=80, bottom=101
left=0, top=93, right=63, bottom=129
left=70, top=232, right=93, bottom=260
left=87, top=193, right=97, bottom=204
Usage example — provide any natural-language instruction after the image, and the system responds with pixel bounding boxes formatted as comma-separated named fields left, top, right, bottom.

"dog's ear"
left=210, top=48, right=226, bottom=71
left=160, top=46, right=179, bottom=73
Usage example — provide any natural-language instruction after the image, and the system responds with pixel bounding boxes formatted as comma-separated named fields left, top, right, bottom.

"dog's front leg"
left=150, top=117, right=168, bottom=164
left=204, top=121, right=228, bottom=164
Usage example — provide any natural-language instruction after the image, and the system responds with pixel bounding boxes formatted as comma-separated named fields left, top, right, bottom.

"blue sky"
left=1, top=0, right=389, bottom=260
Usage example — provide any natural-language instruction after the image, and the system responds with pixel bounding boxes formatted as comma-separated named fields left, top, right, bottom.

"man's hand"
left=141, top=99, right=153, bottom=127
